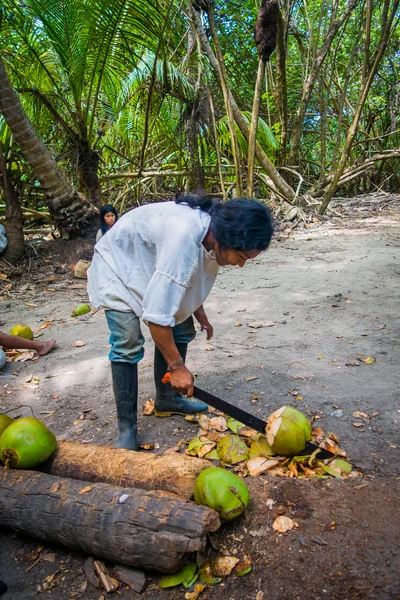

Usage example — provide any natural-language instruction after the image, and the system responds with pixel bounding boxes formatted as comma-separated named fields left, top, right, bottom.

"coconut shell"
left=216, top=434, right=249, bottom=464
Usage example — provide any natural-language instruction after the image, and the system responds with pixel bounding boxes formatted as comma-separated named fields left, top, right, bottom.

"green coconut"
left=266, top=405, right=312, bottom=457
left=249, top=434, right=275, bottom=458
left=0, top=417, right=57, bottom=469
left=216, top=434, right=249, bottom=464
left=71, top=303, right=91, bottom=317
left=9, top=323, right=34, bottom=340
left=194, top=466, right=250, bottom=522
left=0, top=414, right=13, bottom=437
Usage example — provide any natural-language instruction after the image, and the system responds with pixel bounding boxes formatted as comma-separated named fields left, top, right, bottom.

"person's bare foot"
left=36, top=339, right=57, bottom=356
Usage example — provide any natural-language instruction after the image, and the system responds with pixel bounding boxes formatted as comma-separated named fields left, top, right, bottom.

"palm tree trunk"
left=0, top=144, right=25, bottom=263
left=0, top=56, right=96, bottom=236
left=247, top=59, right=266, bottom=198
left=206, top=3, right=243, bottom=197
left=77, top=138, right=102, bottom=208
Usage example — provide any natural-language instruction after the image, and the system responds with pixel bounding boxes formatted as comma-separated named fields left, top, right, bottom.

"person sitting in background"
left=96, top=204, right=118, bottom=243
left=0, top=223, right=8, bottom=254
left=0, top=331, right=56, bottom=370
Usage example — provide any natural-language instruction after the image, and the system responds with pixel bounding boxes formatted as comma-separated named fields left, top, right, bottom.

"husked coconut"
left=266, top=405, right=312, bottom=457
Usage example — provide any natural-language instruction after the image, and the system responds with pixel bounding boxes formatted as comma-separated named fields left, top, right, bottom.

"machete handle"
left=162, top=372, right=171, bottom=384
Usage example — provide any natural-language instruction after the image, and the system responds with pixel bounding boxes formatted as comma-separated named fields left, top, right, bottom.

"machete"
left=162, top=373, right=336, bottom=459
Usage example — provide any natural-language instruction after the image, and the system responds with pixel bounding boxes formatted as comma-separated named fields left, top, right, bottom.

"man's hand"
left=169, top=363, right=194, bottom=397
left=194, top=305, right=214, bottom=340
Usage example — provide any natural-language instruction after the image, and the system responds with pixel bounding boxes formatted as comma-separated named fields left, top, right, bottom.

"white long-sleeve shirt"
left=87, top=202, right=219, bottom=327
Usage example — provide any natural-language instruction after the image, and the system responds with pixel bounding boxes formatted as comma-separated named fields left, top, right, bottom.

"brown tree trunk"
left=0, top=55, right=96, bottom=236
left=0, top=467, right=220, bottom=573
left=40, top=440, right=210, bottom=500
left=0, top=144, right=25, bottom=262
left=184, top=28, right=205, bottom=193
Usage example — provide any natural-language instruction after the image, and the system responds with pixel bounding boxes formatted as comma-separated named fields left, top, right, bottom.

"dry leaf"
left=198, top=414, right=211, bottom=430
left=74, top=340, right=86, bottom=347
left=139, top=443, right=154, bottom=450
left=247, top=321, right=274, bottom=329
left=357, top=355, right=375, bottom=364
left=50, top=482, right=61, bottom=493
left=234, top=322, right=243, bottom=327
left=185, top=414, right=198, bottom=422
left=37, top=321, right=53, bottom=331
left=352, top=411, right=369, bottom=420
left=247, top=457, right=279, bottom=476
left=14, top=351, right=36, bottom=363
left=79, top=485, right=94, bottom=495
left=209, top=416, right=228, bottom=432
left=317, top=354, right=323, bottom=359
left=352, top=422, right=364, bottom=428
left=205, top=346, right=214, bottom=351
left=272, top=516, right=298, bottom=533
left=42, top=553, right=56, bottom=563
left=204, top=429, right=229, bottom=443
left=245, top=376, right=258, bottom=382
left=142, top=399, right=155, bottom=415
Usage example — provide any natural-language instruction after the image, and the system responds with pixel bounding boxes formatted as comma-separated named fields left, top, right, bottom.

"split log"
left=0, top=468, right=220, bottom=573
left=39, top=441, right=210, bottom=500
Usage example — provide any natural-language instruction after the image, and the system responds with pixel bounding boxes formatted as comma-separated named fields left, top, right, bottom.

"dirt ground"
left=0, top=195, right=399, bottom=600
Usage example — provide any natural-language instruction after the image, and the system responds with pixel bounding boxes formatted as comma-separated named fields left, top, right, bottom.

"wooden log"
left=0, top=468, right=220, bottom=573
left=39, top=441, right=209, bottom=500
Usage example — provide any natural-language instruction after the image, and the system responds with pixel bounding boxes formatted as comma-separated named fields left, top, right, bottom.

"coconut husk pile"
left=183, top=411, right=361, bottom=480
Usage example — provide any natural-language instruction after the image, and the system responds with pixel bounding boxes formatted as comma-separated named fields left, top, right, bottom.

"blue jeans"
left=105, top=311, right=196, bottom=364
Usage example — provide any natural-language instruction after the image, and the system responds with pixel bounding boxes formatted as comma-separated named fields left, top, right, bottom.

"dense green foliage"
left=0, top=0, right=399, bottom=226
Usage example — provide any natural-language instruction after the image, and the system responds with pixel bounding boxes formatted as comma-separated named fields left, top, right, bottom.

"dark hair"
left=99, top=204, right=118, bottom=235
left=175, top=194, right=273, bottom=251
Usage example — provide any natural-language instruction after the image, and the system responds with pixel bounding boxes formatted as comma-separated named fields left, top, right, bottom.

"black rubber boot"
left=111, top=362, right=138, bottom=450
left=154, top=343, right=208, bottom=417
